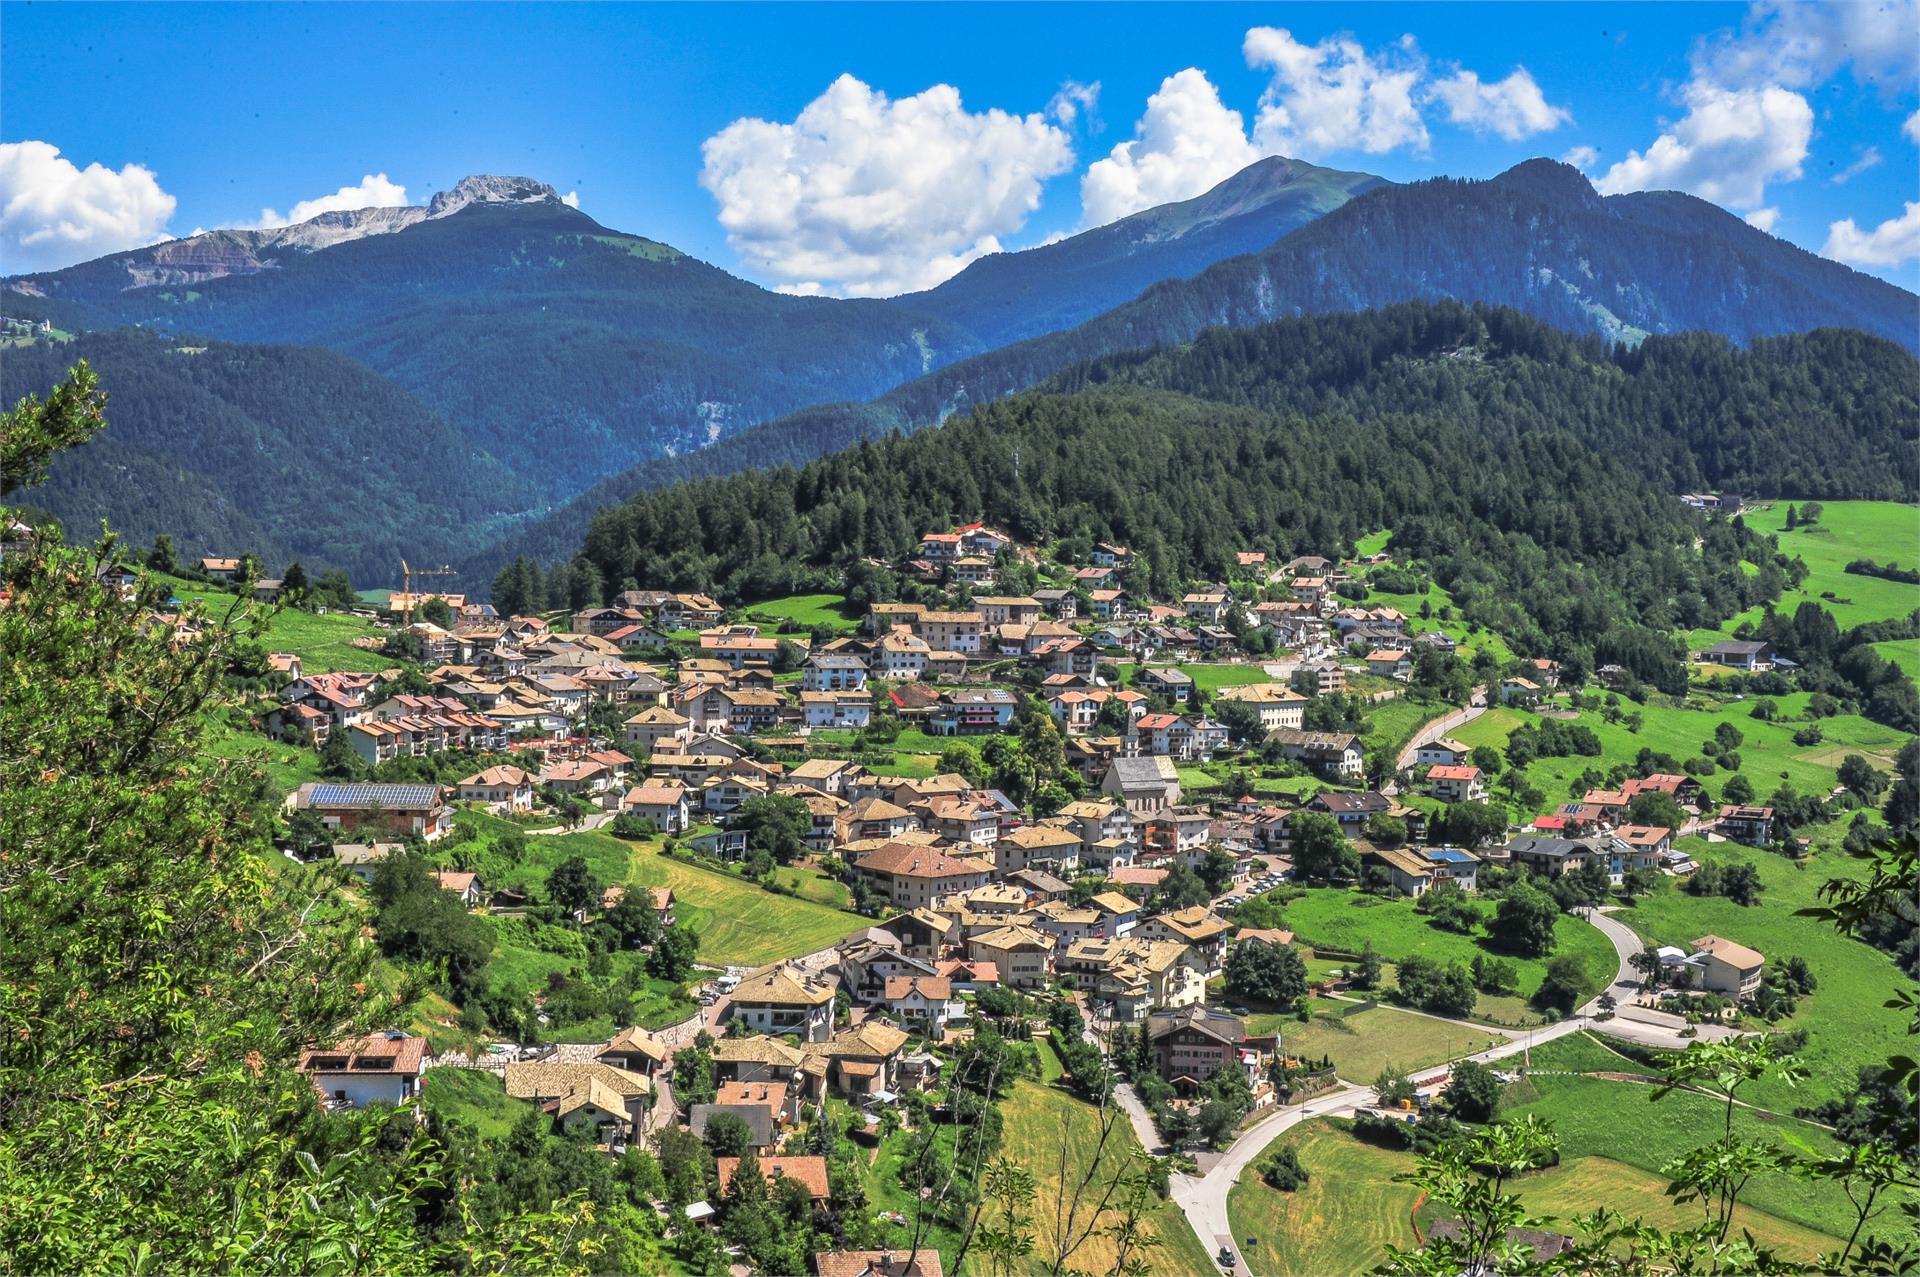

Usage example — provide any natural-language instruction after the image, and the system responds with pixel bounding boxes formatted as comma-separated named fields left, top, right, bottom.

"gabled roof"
left=624, top=783, right=689, bottom=806
left=460, top=764, right=533, bottom=787
left=849, top=797, right=914, bottom=822
left=297, top=782, right=441, bottom=811
left=1152, top=906, right=1229, bottom=942
left=811, top=1021, right=912, bottom=1059
left=298, top=1031, right=426, bottom=1076
left=1105, top=756, right=1179, bottom=788
left=814, top=1248, right=945, bottom=1277
left=1147, top=1005, right=1248, bottom=1044
left=971, top=924, right=1055, bottom=951
left=999, top=825, right=1082, bottom=850
left=599, top=1025, right=670, bottom=1064
left=713, top=1035, right=807, bottom=1067
left=1427, top=765, right=1481, bottom=782
left=1006, top=868, right=1071, bottom=894
left=503, top=1060, right=653, bottom=1102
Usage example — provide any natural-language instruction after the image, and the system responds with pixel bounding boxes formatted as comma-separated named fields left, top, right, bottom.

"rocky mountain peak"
left=426, top=175, right=564, bottom=218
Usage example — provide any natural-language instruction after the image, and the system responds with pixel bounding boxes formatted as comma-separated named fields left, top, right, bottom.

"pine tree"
left=493, top=558, right=527, bottom=617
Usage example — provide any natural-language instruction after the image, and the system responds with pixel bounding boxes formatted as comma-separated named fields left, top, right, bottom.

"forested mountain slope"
left=891, top=155, right=1385, bottom=348
left=7, top=186, right=986, bottom=501
left=478, top=287, right=1920, bottom=581
left=6, top=161, right=1381, bottom=510
left=499, top=160, right=1918, bottom=561
left=555, top=300, right=1917, bottom=658
left=1059, top=302, right=1920, bottom=501
left=1, top=331, right=529, bottom=580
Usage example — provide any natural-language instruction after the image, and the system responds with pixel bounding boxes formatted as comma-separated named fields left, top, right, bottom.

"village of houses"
left=226, top=524, right=1787, bottom=1273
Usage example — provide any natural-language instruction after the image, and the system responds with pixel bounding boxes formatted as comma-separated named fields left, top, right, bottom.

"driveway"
left=1577, top=907, right=1644, bottom=1014
left=523, top=809, right=617, bottom=836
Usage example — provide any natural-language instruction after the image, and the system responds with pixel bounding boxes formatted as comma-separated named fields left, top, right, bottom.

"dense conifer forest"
left=568, top=389, right=1782, bottom=666
left=561, top=302, right=1916, bottom=663
left=0, top=330, right=533, bottom=581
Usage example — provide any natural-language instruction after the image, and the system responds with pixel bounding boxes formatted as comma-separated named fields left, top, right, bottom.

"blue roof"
left=306, top=783, right=440, bottom=810
left=1422, top=848, right=1478, bottom=864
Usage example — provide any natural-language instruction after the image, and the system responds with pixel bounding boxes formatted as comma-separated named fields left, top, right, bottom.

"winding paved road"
left=1395, top=701, right=1489, bottom=772
left=1163, top=903, right=1724, bottom=1273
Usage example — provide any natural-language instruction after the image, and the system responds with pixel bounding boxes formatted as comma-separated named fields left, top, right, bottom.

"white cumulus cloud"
left=1601, top=1, right=1916, bottom=216
left=699, top=73, right=1074, bottom=297
left=1594, top=82, right=1812, bottom=209
left=0, top=140, right=177, bottom=273
left=253, top=173, right=409, bottom=229
left=1904, top=109, right=1920, bottom=143
left=1745, top=207, right=1781, bottom=233
left=1562, top=145, right=1600, bottom=169
left=1080, top=69, right=1261, bottom=226
left=1694, top=0, right=1918, bottom=92
left=1430, top=67, right=1571, bottom=140
left=562, top=190, right=580, bottom=209
left=1822, top=200, right=1920, bottom=267
left=1243, top=26, right=1429, bottom=158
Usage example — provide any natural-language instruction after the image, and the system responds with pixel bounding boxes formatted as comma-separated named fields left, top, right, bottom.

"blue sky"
left=3, top=2, right=1916, bottom=290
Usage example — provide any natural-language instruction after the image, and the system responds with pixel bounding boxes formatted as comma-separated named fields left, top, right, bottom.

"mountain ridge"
left=1, top=155, right=1390, bottom=574
left=889, top=154, right=1386, bottom=348
left=479, top=158, right=1917, bottom=574
left=8, top=174, right=575, bottom=296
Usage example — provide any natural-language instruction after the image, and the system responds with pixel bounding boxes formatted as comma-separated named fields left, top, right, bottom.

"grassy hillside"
left=1610, top=838, right=1909, bottom=1111
left=996, top=1076, right=1216, bottom=1277
left=1501, top=1073, right=1858, bottom=1240
left=1226, top=1115, right=1844, bottom=1277
left=1245, top=1000, right=1501, bottom=1081
left=1272, top=887, right=1619, bottom=1005
left=1693, top=500, right=1919, bottom=638
left=740, top=591, right=860, bottom=634
left=456, top=813, right=863, bottom=969
left=1449, top=691, right=1908, bottom=804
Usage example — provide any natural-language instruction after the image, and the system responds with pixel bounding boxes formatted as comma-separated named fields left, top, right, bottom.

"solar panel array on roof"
left=308, top=783, right=440, bottom=809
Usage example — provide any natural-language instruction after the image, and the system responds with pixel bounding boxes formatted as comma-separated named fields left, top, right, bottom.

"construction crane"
left=398, top=558, right=457, bottom=625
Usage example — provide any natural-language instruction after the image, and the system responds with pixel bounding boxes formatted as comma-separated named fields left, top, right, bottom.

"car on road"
left=1217, top=1245, right=1237, bottom=1269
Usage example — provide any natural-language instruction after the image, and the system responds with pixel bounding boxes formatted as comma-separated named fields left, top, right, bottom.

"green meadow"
left=1274, top=885, right=1620, bottom=1005
left=1693, top=500, right=1919, bottom=640
left=1448, top=692, right=1907, bottom=804
left=1610, top=838, right=1909, bottom=1112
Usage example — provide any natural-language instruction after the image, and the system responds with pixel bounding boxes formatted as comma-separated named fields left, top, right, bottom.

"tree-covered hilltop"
left=571, top=379, right=1787, bottom=660
left=1056, top=302, right=1920, bottom=502
left=0, top=328, right=533, bottom=582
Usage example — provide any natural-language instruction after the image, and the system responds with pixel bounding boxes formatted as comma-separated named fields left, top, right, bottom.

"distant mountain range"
left=481, top=159, right=1919, bottom=578
left=5, top=157, right=1915, bottom=591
